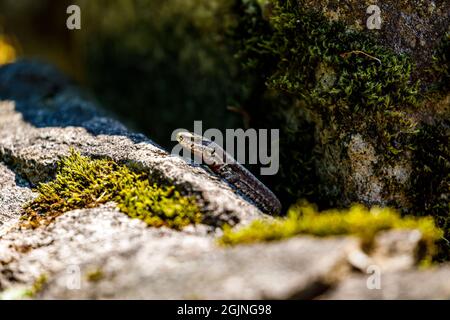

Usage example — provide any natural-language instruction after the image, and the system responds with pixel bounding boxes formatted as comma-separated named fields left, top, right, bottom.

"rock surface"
left=0, top=61, right=264, bottom=228
left=2, top=207, right=355, bottom=300
left=0, top=60, right=449, bottom=299
left=0, top=162, right=35, bottom=227
left=322, top=266, right=450, bottom=299
left=299, top=0, right=450, bottom=76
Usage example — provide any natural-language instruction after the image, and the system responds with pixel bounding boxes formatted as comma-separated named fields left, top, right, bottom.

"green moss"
left=21, top=149, right=202, bottom=230
left=86, top=268, right=105, bottom=282
left=226, top=0, right=427, bottom=205
left=228, top=0, right=448, bottom=241
left=24, top=274, right=48, bottom=298
left=0, top=274, right=48, bottom=300
left=219, top=200, right=443, bottom=261
left=233, top=0, right=421, bottom=111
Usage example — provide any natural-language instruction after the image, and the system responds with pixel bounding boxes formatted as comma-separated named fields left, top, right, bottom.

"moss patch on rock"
left=229, top=0, right=424, bottom=200
left=219, top=200, right=443, bottom=261
left=263, top=2, right=420, bottom=110
left=21, top=149, right=202, bottom=229
left=24, top=274, right=48, bottom=298
left=226, top=0, right=449, bottom=258
left=230, top=0, right=420, bottom=206
left=86, top=268, right=105, bottom=283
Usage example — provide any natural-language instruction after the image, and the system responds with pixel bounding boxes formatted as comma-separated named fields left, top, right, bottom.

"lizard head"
left=176, top=131, right=223, bottom=165
left=176, top=131, right=212, bottom=149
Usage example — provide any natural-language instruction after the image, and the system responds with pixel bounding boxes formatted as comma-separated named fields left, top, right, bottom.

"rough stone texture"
left=288, top=0, right=450, bottom=215
left=370, top=230, right=424, bottom=272
left=0, top=61, right=266, bottom=228
left=346, top=230, right=426, bottom=273
left=0, top=207, right=356, bottom=300
left=0, top=202, right=356, bottom=299
left=343, top=135, right=414, bottom=208
left=0, top=162, right=35, bottom=227
left=322, top=266, right=450, bottom=299
left=345, top=134, right=383, bottom=204
left=40, top=236, right=354, bottom=300
left=0, top=205, right=211, bottom=294
left=299, top=0, right=450, bottom=77
left=0, top=60, right=449, bottom=299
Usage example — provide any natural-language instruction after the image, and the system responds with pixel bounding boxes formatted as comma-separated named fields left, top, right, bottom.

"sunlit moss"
left=24, top=274, right=48, bottom=298
left=21, top=149, right=202, bottom=230
left=219, top=200, right=443, bottom=261
left=86, top=268, right=104, bottom=282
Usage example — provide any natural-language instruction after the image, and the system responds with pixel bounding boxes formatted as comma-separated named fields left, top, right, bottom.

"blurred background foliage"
left=0, top=1, right=79, bottom=74
left=77, top=0, right=248, bottom=143
left=0, top=0, right=247, bottom=145
left=0, top=35, right=16, bottom=65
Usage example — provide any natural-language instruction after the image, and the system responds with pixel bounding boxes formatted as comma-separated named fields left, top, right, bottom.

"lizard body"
left=176, top=132, right=282, bottom=215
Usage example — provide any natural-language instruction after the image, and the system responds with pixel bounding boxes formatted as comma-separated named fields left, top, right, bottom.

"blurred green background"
left=0, top=0, right=245, bottom=146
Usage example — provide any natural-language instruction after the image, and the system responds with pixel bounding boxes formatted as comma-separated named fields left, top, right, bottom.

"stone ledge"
left=0, top=61, right=266, bottom=228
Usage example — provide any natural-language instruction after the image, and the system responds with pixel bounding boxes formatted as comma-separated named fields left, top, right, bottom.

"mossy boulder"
left=294, top=0, right=449, bottom=77
left=74, top=0, right=449, bottom=258
left=6, top=0, right=446, bottom=258
left=0, top=60, right=265, bottom=229
left=226, top=0, right=449, bottom=258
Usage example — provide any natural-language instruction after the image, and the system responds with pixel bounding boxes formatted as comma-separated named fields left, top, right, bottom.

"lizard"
left=176, top=131, right=282, bottom=215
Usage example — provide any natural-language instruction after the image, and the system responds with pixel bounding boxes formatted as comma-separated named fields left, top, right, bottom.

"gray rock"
left=0, top=204, right=357, bottom=299
left=0, top=61, right=265, bottom=228
left=347, top=230, right=426, bottom=273
left=298, top=0, right=450, bottom=75
left=371, top=230, right=425, bottom=272
left=0, top=162, right=35, bottom=227
left=0, top=204, right=212, bottom=292
left=322, top=266, right=450, bottom=300
left=42, top=236, right=356, bottom=300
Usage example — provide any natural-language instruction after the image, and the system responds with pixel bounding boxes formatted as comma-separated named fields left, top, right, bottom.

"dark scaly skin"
left=177, top=132, right=282, bottom=215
